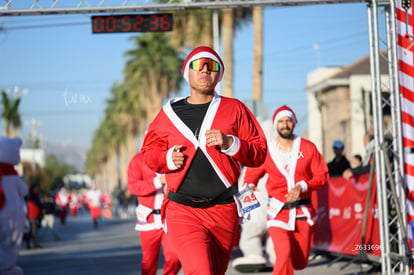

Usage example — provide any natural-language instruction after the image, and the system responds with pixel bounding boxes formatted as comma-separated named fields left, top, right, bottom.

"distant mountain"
left=44, top=142, right=88, bottom=172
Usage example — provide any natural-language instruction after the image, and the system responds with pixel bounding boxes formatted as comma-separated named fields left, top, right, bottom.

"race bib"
left=136, top=204, right=153, bottom=224
left=236, top=184, right=260, bottom=214
left=267, top=197, right=284, bottom=219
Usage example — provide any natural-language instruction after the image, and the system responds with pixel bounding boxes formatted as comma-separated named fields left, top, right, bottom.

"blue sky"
left=0, top=3, right=371, bottom=149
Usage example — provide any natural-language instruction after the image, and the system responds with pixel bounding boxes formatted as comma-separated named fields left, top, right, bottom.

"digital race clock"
left=91, top=13, right=173, bottom=34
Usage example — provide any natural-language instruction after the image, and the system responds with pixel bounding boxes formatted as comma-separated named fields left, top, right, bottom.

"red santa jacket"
left=55, top=190, right=69, bottom=209
left=141, top=93, right=267, bottom=218
left=244, top=136, right=329, bottom=230
left=127, top=152, right=164, bottom=231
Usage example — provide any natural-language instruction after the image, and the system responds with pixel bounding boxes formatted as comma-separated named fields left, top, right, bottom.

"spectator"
left=343, top=131, right=375, bottom=180
left=25, top=185, right=43, bottom=249
left=117, top=188, right=128, bottom=218
left=327, top=139, right=350, bottom=177
left=39, top=193, right=60, bottom=241
left=351, top=154, right=362, bottom=168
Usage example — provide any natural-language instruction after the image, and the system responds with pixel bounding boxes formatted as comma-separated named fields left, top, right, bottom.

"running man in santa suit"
left=244, top=105, right=329, bottom=275
left=140, top=46, right=267, bottom=275
left=87, top=183, right=102, bottom=229
left=68, top=189, right=80, bottom=217
left=127, top=152, right=181, bottom=275
left=55, top=187, right=69, bottom=225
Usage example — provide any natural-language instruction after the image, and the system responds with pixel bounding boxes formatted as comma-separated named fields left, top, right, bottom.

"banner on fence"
left=311, top=173, right=380, bottom=257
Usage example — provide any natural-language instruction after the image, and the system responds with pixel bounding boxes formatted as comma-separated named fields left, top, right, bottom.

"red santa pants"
left=70, top=207, right=77, bottom=217
left=165, top=201, right=239, bottom=275
left=139, top=229, right=181, bottom=275
left=268, top=220, right=312, bottom=275
left=59, top=207, right=67, bottom=224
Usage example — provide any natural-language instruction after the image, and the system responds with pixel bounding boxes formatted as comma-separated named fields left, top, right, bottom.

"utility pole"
left=29, top=118, right=43, bottom=149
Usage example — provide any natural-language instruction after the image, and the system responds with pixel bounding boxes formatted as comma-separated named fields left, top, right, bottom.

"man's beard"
left=277, top=128, right=294, bottom=139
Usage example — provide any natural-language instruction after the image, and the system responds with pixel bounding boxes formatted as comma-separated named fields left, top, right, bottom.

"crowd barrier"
left=311, top=173, right=381, bottom=257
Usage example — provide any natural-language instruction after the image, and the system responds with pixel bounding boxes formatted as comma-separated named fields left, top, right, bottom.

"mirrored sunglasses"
left=189, top=58, right=220, bottom=72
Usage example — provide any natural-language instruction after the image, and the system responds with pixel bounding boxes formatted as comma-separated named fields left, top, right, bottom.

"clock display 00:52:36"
left=92, top=14, right=173, bottom=33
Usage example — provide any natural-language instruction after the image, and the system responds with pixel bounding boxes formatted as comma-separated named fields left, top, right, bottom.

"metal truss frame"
left=1, top=0, right=365, bottom=16
left=0, top=0, right=410, bottom=274
left=368, top=0, right=409, bottom=274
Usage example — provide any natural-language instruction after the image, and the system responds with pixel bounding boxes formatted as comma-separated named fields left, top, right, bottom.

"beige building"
left=305, top=54, right=390, bottom=162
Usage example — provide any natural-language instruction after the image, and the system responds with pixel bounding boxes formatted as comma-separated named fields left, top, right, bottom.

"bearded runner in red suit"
left=140, top=46, right=267, bottom=275
left=244, top=105, right=329, bottom=275
left=127, top=152, right=181, bottom=275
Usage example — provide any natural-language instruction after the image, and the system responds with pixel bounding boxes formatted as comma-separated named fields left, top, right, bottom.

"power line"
left=21, top=110, right=104, bottom=116
left=3, top=21, right=88, bottom=30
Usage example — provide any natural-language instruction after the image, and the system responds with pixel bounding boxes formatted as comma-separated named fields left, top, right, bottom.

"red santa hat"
left=272, top=105, right=298, bottom=127
left=182, top=46, right=224, bottom=83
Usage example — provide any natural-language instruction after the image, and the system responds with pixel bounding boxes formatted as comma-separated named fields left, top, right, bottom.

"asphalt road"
left=17, top=211, right=381, bottom=275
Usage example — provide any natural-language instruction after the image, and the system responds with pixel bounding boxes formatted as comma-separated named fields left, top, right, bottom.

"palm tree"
left=124, top=32, right=184, bottom=122
left=252, top=6, right=263, bottom=102
left=1, top=90, right=21, bottom=137
left=86, top=33, right=184, bottom=189
left=221, top=8, right=252, bottom=98
left=108, top=83, right=143, bottom=180
left=222, top=8, right=234, bottom=97
left=86, top=81, right=142, bottom=191
left=85, top=125, right=111, bottom=189
left=159, top=1, right=215, bottom=49
left=85, top=104, right=125, bottom=191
